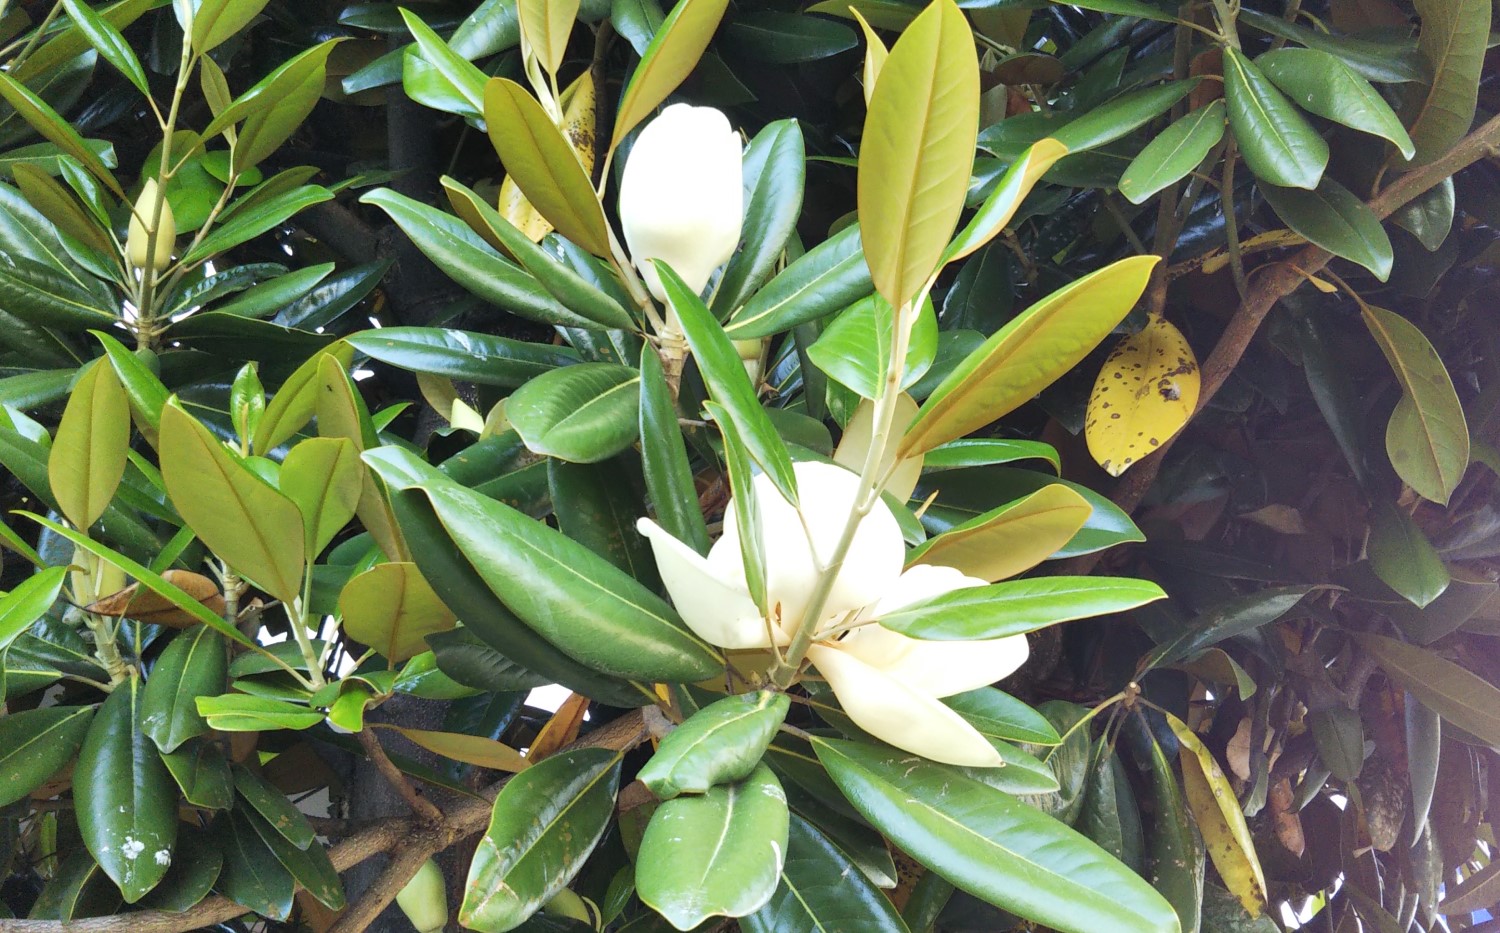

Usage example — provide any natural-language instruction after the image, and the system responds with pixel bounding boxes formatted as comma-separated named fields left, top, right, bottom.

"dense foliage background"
left=0, top=0, right=1498, bottom=929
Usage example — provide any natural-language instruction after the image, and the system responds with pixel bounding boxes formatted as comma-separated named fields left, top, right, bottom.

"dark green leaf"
left=1402, top=0, right=1489, bottom=166
left=160, top=739, right=234, bottom=810
left=740, top=813, right=910, bottom=933
left=638, top=691, right=790, bottom=798
left=0, top=706, right=93, bottom=806
left=1222, top=47, right=1327, bottom=190
left=1256, top=48, right=1413, bottom=158
left=141, top=626, right=227, bottom=753
left=347, top=326, right=579, bottom=388
left=726, top=223, right=872, bottom=339
left=1119, top=101, right=1225, bottom=205
left=713, top=120, right=806, bottom=315
left=1260, top=179, right=1392, bottom=280
left=509, top=363, right=641, bottom=463
left=639, top=348, right=710, bottom=554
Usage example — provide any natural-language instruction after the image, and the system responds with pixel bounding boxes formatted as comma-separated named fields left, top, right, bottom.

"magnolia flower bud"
left=619, top=103, right=743, bottom=303
left=127, top=179, right=175, bottom=273
left=395, top=858, right=447, bottom=933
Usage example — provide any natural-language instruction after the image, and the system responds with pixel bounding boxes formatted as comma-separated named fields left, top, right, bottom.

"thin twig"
left=356, top=727, right=444, bottom=824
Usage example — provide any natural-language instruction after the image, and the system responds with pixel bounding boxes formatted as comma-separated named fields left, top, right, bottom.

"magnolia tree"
left=2, top=0, right=1499, bottom=927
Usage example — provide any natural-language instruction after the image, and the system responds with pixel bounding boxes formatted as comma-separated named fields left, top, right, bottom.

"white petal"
left=618, top=104, right=744, bottom=302
left=808, top=644, right=1004, bottom=767
left=839, top=625, right=1030, bottom=698
left=871, top=563, right=987, bottom=616
left=833, top=395, right=923, bottom=501
left=636, top=518, right=774, bottom=649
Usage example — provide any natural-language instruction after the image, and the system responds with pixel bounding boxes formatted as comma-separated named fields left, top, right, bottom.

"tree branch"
left=1057, top=113, right=1500, bottom=575
left=3, top=710, right=651, bottom=933
left=357, top=727, right=444, bottom=824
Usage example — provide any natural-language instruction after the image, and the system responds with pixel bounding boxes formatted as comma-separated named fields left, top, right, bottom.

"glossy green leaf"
left=741, top=812, right=909, bottom=933
left=49, top=360, right=130, bottom=532
left=1053, top=80, right=1197, bottom=154
left=916, top=468, right=1143, bottom=559
left=942, top=686, right=1060, bottom=746
left=547, top=458, right=656, bottom=579
left=1403, top=0, right=1489, bottom=166
left=1237, top=10, right=1422, bottom=84
left=184, top=184, right=334, bottom=263
left=858, top=0, right=977, bottom=309
left=140, top=626, right=227, bottom=753
left=361, top=188, right=597, bottom=328
left=461, top=747, right=622, bottom=931
left=160, top=401, right=305, bottom=605
left=139, top=824, right=222, bottom=912
left=226, top=42, right=341, bottom=173
left=1391, top=178, right=1455, bottom=251
left=713, top=120, right=806, bottom=315
left=658, top=261, right=798, bottom=505
left=1120, top=100, right=1225, bottom=205
left=60, top=0, right=149, bottom=95
left=215, top=811, right=296, bottom=921
left=726, top=223, right=873, bottom=339
left=0, top=566, right=68, bottom=653
left=1355, top=632, right=1500, bottom=745
left=611, top=0, right=731, bottom=147
left=441, top=177, right=633, bottom=329
left=159, top=739, right=233, bottom=810
left=1148, top=736, right=1204, bottom=933
left=637, top=763, right=789, bottom=929
left=75, top=676, right=178, bottom=902
left=190, top=0, right=274, bottom=52
left=233, top=764, right=317, bottom=849
left=1079, top=740, right=1144, bottom=874
left=1147, top=586, right=1315, bottom=668
left=639, top=691, right=790, bottom=798
left=27, top=850, right=121, bottom=920
left=910, top=481, right=1093, bottom=582
left=194, top=694, right=323, bottom=731
left=280, top=436, right=362, bottom=555
left=366, top=447, right=722, bottom=683
left=348, top=326, right=579, bottom=388
left=1368, top=502, right=1449, bottom=608
left=483, top=78, right=611, bottom=256
left=639, top=348, right=710, bottom=554
left=880, top=576, right=1166, bottom=640
left=509, top=363, right=641, bottom=463
left=250, top=343, right=354, bottom=454
left=1260, top=179, right=1392, bottom=280
left=0, top=706, right=93, bottom=806
left=0, top=256, right=116, bottom=329
left=921, top=438, right=1060, bottom=473
left=814, top=737, right=1180, bottom=933
left=1222, top=47, right=1327, bottom=190
left=709, top=399, right=771, bottom=614
left=1309, top=706, right=1364, bottom=782
left=0, top=72, right=121, bottom=193
left=1256, top=48, right=1413, bottom=158
left=94, top=331, right=169, bottom=441
left=1361, top=304, right=1470, bottom=504
left=339, top=561, right=458, bottom=662
left=244, top=804, right=347, bottom=910
left=808, top=294, right=936, bottom=399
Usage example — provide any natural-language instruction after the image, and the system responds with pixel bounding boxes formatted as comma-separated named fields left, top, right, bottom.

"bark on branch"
left=1, top=710, right=650, bottom=933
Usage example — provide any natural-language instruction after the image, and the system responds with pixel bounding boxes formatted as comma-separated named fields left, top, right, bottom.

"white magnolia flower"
left=637, top=460, right=1029, bottom=767
left=618, top=103, right=744, bottom=303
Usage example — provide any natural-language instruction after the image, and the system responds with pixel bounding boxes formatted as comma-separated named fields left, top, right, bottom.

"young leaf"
left=901, top=255, right=1157, bottom=455
left=279, top=436, right=362, bottom=554
left=944, top=137, right=1067, bottom=264
left=1222, top=48, right=1327, bottom=190
left=339, top=561, right=458, bottom=663
left=48, top=360, right=130, bottom=532
left=858, top=0, right=978, bottom=310
left=252, top=342, right=356, bottom=454
left=1085, top=313, right=1200, bottom=477
left=611, top=0, right=732, bottom=148
left=0, top=73, right=122, bottom=194
left=383, top=725, right=530, bottom=771
left=517, top=0, right=580, bottom=74
left=878, top=576, right=1166, bottom=640
left=1051, top=80, right=1198, bottom=154
left=60, top=0, right=150, bottom=95
left=190, top=0, right=274, bottom=53
left=400, top=8, right=488, bottom=115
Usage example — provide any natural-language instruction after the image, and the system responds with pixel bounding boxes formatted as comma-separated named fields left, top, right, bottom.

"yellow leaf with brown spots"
left=1085, top=313, right=1199, bottom=476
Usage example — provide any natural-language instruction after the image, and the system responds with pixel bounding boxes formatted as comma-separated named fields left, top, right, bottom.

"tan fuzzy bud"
left=127, top=179, right=175, bottom=273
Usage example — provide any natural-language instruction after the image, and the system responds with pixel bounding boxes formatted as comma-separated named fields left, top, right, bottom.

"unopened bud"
left=395, top=858, right=447, bottom=933
left=127, top=179, right=175, bottom=273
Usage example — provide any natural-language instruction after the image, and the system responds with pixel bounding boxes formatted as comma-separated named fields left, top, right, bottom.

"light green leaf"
left=901, top=256, right=1157, bottom=455
left=160, top=401, right=305, bottom=605
left=637, top=763, right=789, bottom=929
left=279, top=436, right=362, bottom=554
left=944, top=138, right=1067, bottom=263
left=518, top=0, right=580, bottom=73
left=339, top=561, right=457, bottom=662
left=858, top=0, right=978, bottom=309
left=252, top=343, right=356, bottom=454
left=60, top=0, right=150, bottom=95
left=0, top=566, right=68, bottom=654
left=808, top=293, right=937, bottom=398
left=1368, top=502, right=1449, bottom=608
left=194, top=694, right=323, bottom=731
left=611, top=0, right=731, bottom=148
left=1051, top=80, right=1198, bottom=154
left=0, top=72, right=121, bottom=194
left=508, top=363, right=641, bottom=463
left=401, top=8, right=489, bottom=115
left=1119, top=100, right=1225, bottom=205
left=725, top=223, right=873, bottom=339
left=879, top=576, right=1166, bottom=640
left=190, top=0, right=274, bottom=53
left=48, top=359, right=130, bottom=531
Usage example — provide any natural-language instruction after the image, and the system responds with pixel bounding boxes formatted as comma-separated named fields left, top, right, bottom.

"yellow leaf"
left=1085, top=313, right=1200, bottom=477
left=316, top=355, right=409, bottom=561
left=850, top=8, right=887, bottom=106
left=252, top=342, right=356, bottom=455
left=901, top=255, right=1157, bottom=456
left=611, top=0, right=731, bottom=149
left=941, top=137, right=1067, bottom=265
left=906, top=484, right=1091, bottom=582
left=49, top=359, right=129, bottom=530
left=529, top=692, right=591, bottom=761
left=517, top=0, right=581, bottom=75
left=385, top=725, right=530, bottom=772
left=1165, top=711, right=1268, bottom=917
left=859, top=0, right=979, bottom=310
